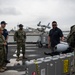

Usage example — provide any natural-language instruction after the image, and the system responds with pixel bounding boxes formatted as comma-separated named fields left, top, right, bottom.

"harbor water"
left=8, top=31, right=69, bottom=43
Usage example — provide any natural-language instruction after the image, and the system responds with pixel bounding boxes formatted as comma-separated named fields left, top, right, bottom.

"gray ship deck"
left=0, top=44, right=50, bottom=75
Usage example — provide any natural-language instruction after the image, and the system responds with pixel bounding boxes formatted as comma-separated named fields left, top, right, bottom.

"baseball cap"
left=1, top=21, right=7, bottom=25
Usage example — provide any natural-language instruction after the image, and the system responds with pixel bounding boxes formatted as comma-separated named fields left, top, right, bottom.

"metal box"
left=25, top=52, right=74, bottom=75
left=59, top=52, right=74, bottom=75
left=25, top=58, right=47, bottom=75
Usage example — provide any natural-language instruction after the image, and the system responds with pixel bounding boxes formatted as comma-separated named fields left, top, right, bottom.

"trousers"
left=17, top=42, right=25, bottom=57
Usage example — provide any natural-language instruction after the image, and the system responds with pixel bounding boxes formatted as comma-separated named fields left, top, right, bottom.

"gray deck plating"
left=0, top=44, right=50, bottom=75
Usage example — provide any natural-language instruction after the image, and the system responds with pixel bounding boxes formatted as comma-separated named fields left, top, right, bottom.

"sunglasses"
left=52, top=24, right=57, bottom=26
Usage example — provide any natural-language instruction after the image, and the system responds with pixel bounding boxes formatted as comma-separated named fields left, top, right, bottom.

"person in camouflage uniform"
left=0, top=21, right=10, bottom=64
left=67, top=25, right=75, bottom=74
left=0, top=27, right=7, bottom=72
left=67, top=25, right=75, bottom=47
left=14, top=24, right=26, bottom=61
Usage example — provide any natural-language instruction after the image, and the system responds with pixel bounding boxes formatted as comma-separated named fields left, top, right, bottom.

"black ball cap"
left=19, top=24, right=23, bottom=27
left=1, top=21, right=7, bottom=25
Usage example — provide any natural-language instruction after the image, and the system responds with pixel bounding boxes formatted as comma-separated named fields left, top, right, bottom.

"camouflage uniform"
left=67, top=25, right=75, bottom=74
left=67, top=25, right=75, bottom=47
left=14, top=26, right=26, bottom=60
left=0, top=34, right=6, bottom=69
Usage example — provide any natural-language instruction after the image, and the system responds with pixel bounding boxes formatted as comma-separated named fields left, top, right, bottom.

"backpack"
left=67, top=25, right=75, bottom=47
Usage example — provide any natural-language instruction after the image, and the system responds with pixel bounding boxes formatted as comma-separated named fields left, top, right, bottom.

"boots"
left=22, top=54, right=27, bottom=59
left=22, top=54, right=25, bottom=59
left=16, top=56, right=20, bottom=61
left=2, top=66, right=7, bottom=70
left=0, top=67, right=5, bottom=72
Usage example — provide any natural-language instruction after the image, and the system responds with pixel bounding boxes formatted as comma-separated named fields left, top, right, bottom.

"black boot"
left=16, top=56, right=20, bottom=61
left=22, top=54, right=27, bottom=59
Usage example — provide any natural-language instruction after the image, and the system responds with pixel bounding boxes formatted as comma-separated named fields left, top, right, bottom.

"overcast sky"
left=0, top=0, right=75, bottom=31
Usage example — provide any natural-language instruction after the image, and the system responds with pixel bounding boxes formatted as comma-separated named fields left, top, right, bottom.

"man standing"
left=14, top=24, right=26, bottom=61
left=0, top=21, right=10, bottom=63
left=48, top=21, right=64, bottom=52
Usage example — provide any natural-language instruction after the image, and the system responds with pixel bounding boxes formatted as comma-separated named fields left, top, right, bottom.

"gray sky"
left=0, top=0, right=75, bottom=31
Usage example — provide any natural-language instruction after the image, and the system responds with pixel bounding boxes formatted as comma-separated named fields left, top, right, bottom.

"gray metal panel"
left=70, top=54, right=74, bottom=75
left=55, top=59, right=62, bottom=75
left=59, top=53, right=74, bottom=75
left=25, top=59, right=47, bottom=75
left=25, top=52, right=74, bottom=75
left=38, top=62, right=47, bottom=75
left=26, top=63, right=36, bottom=75
left=45, top=56, right=61, bottom=75
left=47, top=60, right=55, bottom=75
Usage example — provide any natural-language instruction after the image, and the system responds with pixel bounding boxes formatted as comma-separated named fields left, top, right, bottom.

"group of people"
left=0, top=20, right=75, bottom=72
left=0, top=21, right=26, bottom=72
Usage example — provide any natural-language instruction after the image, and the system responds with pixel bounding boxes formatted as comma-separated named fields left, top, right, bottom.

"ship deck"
left=0, top=44, right=50, bottom=75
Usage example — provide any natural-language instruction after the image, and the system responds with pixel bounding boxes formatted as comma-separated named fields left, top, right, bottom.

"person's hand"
left=3, top=42, right=7, bottom=45
left=61, top=36, right=64, bottom=42
left=5, top=40, right=7, bottom=42
left=48, top=44, right=50, bottom=48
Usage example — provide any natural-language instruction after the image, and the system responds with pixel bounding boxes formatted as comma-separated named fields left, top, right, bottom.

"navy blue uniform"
left=49, top=27, right=63, bottom=47
left=2, top=29, right=8, bottom=40
left=2, top=29, right=8, bottom=61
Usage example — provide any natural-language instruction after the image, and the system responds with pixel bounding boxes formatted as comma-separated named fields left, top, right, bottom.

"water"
left=8, top=35, right=39, bottom=43
left=8, top=31, right=69, bottom=43
left=63, top=31, right=69, bottom=37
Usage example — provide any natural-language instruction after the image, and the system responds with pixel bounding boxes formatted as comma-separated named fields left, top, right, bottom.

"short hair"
left=52, top=21, right=57, bottom=24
